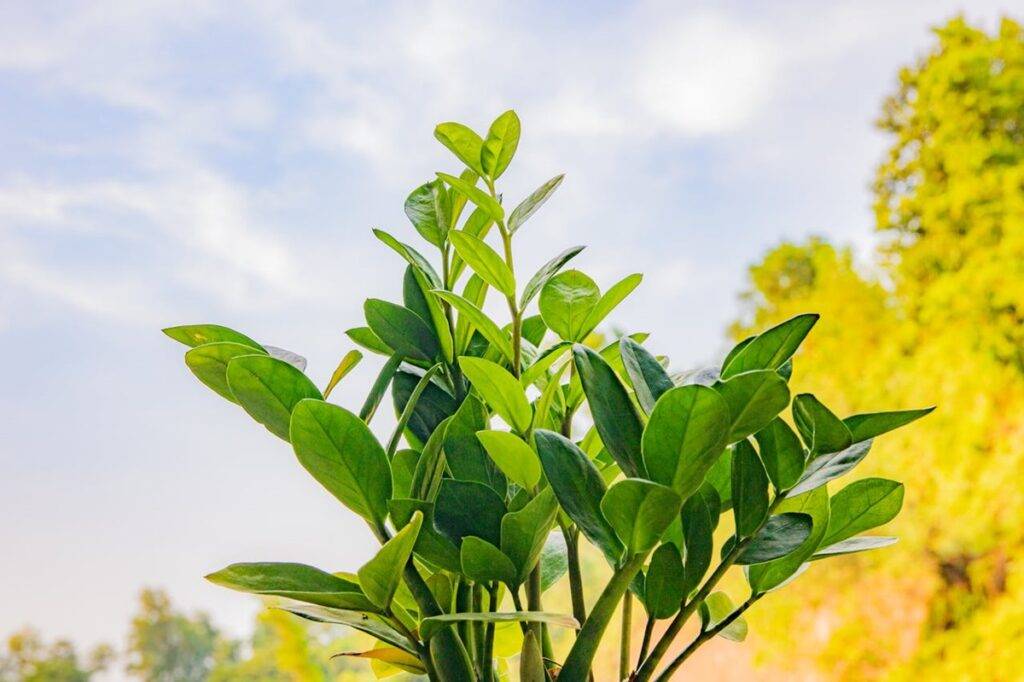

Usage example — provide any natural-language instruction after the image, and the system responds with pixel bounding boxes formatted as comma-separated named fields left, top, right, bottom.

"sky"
left=0, top=0, right=1015, bottom=665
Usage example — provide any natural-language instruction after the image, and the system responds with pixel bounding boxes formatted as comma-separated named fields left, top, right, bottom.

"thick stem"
left=559, top=554, right=647, bottom=682
left=473, top=583, right=485, bottom=675
left=620, top=589, right=633, bottom=681
left=482, top=584, right=499, bottom=682
left=456, top=579, right=475, bottom=664
left=637, top=616, right=655, bottom=671
left=652, top=596, right=759, bottom=682
left=563, top=526, right=587, bottom=626
left=406, top=562, right=475, bottom=682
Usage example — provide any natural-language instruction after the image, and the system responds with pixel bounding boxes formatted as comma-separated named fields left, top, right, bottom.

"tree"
left=125, top=589, right=229, bottom=681
left=0, top=629, right=111, bottom=682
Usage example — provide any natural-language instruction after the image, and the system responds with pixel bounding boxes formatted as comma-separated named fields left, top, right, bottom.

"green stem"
left=482, top=584, right=499, bottom=682
left=387, top=363, right=442, bottom=457
left=652, top=595, right=759, bottom=682
left=359, top=354, right=402, bottom=423
left=620, top=589, right=633, bottom=681
left=456, top=579, right=475, bottom=664
left=473, top=583, right=485, bottom=674
left=637, top=615, right=655, bottom=671
left=563, top=525, right=587, bottom=626
left=559, top=553, right=646, bottom=682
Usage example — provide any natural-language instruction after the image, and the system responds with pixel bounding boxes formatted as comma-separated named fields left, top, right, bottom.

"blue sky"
left=0, top=0, right=1013, bottom=660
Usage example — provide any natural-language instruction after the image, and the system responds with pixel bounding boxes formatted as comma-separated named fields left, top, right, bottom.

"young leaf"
left=420, top=611, right=579, bottom=641
left=842, top=407, right=935, bottom=443
left=713, top=370, right=791, bottom=443
left=433, top=478, right=507, bottom=548
left=811, top=535, right=898, bottom=560
left=323, top=349, right=362, bottom=399
left=736, top=512, right=813, bottom=564
left=642, top=384, right=731, bottom=500
left=577, top=273, right=643, bottom=339
left=448, top=231, right=515, bottom=297
left=371, top=228, right=442, bottom=288
left=164, top=324, right=264, bottom=351
left=364, top=299, right=439, bottom=363
left=458, top=356, right=532, bottom=433
left=754, top=418, right=806, bottom=492
left=345, top=326, right=393, bottom=357
left=539, top=269, right=600, bottom=341
left=460, top=536, right=517, bottom=585
left=573, top=344, right=646, bottom=477
left=821, top=478, right=904, bottom=547
left=600, top=479, right=681, bottom=556
left=335, top=647, right=426, bottom=676
left=789, top=439, right=873, bottom=496
left=792, top=393, right=853, bottom=455
left=699, top=593, right=748, bottom=642
left=501, top=487, right=559, bottom=585
left=520, top=245, right=586, bottom=309
left=226, top=355, right=323, bottom=441
left=185, top=342, right=267, bottom=403
left=534, top=429, right=625, bottom=562
left=720, top=314, right=818, bottom=379
left=433, top=290, right=514, bottom=364
left=434, top=122, right=485, bottom=175
left=508, top=174, right=564, bottom=233
left=206, top=562, right=374, bottom=612
left=731, top=439, right=769, bottom=537
left=404, top=180, right=449, bottom=247
left=481, top=110, right=520, bottom=180
left=681, top=484, right=720, bottom=595
left=358, top=512, right=423, bottom=610
left=436, top=172, right=503, bottom=223
left=475, top=430, right=541, bottom=490
left=290, top=399, right=392, bottom=527
left=747, top=487, right=830, bottom=593
left=643, top=543, right=685, bottom=619
left=620, top=337, right=674, bottom=415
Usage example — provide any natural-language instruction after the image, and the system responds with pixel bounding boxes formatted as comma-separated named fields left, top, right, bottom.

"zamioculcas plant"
left=165, top=110, right=933, bottom=681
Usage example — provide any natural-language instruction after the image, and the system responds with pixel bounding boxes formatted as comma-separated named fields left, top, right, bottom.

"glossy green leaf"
left=323, top=349, right=362, bottom=399
left=747, top=487, right=830, bottom=593
left=364, top=299, right=439, bottom=363
left=475, top=430, right=541, bottom=490
left=226, top=355, right=323, bottom=441
left=704, top=449, right=733, bottom=510
left=539, top=269, right=600, bottom=341
left=535, top=429, right=624, bottom=562
left=714, top=370, right=791, bottom=443
left=185, top=342, right=267, bottom=402
left=480, top=110, right=520, bottom=180
left=458, top=356, right=532, bottom=433
left=358, top=512, right=422, bottom=610
left=811, top=535, right=897, bottom=560
left=390, top=449, right=418, bottom=500
left=280, top=603, right=415, bottom=653
left=389, top=499, right=460, bottom=572
left=821, top=478, right=904, bottom=547
left=345, top=326, right=393, bottom=357
left=681, top=484, right=720, bottom=595
left=433, top=478, right=506, bottom=548
left=290, top=399, right=391, bottom=526
left=409, top=416, right=449, bottom=501
left=391, top=370, right=456, bottom=446
left=721, top=336, right=753, bottom=373
left=206, top=562, right=374, bottom=612
left=793, top=393, right=852, bottom=455
left=404, top=180, right=449, bottom=247
left=843, top=407, right=935, bottom=443
left=407, top=267, right=454, bottom=364
left=731, top=439, right=769, bottom=537
left=460, top=536, right=517, bottom=585
left=699, top=592, right=747, bottom=642
left=436, top=172, right=503, bottom=223
left=508, top=174, right=564, bottom=233
left=754, top=418, right=806, bottom=491
left=521, top=314, right=548, bottom=346
left=600, top=479, right=681, bottom=556
left=444, top=396, right=506, bottom=495
left=737, top=512, right=813, bottom=564
left=420, top=611, right=578, bottom=641
left=620, top=337, right=673, bottom=415
left=433, top=290, right=514, bottom=364
left=789, top=440, right=873, bottom=496
left=164, top=324, right=263, bottom=351
left=449, top=212, right=494, bottom=284
left=572, top=344, right=645, bottom=477
left=501, top=488, right=559, bottom=584
left=434, top=122, right=485, bottom=175
left=642, top=384, right=731, bottom=500
left=520, top=245, right=586, bottom=309
left=578, top=273, right=643, bottom=339
left=540, top=533, right=569, bottom=592
left=448, top=231, right=515, bottom=297
left=720, top=314, right=818, bottom=379
left=643, top=543, right=685, bottom=619
left=371, top=228, right=442, bottom=288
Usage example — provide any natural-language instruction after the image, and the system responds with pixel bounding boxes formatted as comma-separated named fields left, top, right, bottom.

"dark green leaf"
left=372, top=228, right=442, bottom=288
left=754, top=418, right=806, bottom=491
left=720, top=336, right=753, bottom=373
left=600, top=479, right=681, bottom=555
left=812, top=535, right=897, bottom=560
left=404, top=180, right=449, bottom=247
left=481, top=110, right=520, bottom=180
left=364, top=299, right=439, bottom=363
left=164, top=324, right=264, bottom=351
left=185, top=342, right=266, bottom=402
left=620, top=337, right=673, bottom=415
left=520, top=245, right=585, bottom=309
left=389, top=499, right=461, bottom=572
left=737, top=512, right=813, bottom=564
left=405, top=267, right=454, bottom=364
left=359, top=355, right=401, bottom=422
left=731, top=440, right=769, bottom=537
left=821, top=478, right=904, bottom=547
left=643, top=543, right=685, bottom=619
left=704, top=449, right=733, bottom=510
left=391, top=370, right=456, bottom=446
left=789, top=440, right=872, bottom=496
left=747, top=487, right=830, bottom=593
left=226, top=355, right=322, bottom=441
left=793, top=393, right=852, bottom=455
left=720, top=314, right=818, bottom=379
left=501, top=488, right=559, bottom=584
left=434, top=122, right=485, bottom=175
left=358, top=512, right=422, bottom=609
left=574, top=344, right=645, bottom=477
left=460, top=536, right=517, bottom=585
left=459, top=356, right=532, bottom=433
left=434, top=479, right=506, bottom=548
left=444, top=396, right=507, bottom=495
left=539, top=270, right=600, bottom=341
left=521, top=314, right=548, bottom=346
left=508, top=174, right=564, bottom=233
left=578, top=273, right=643, bottom=339
left=681, top=484, right=720, bottom=595
left=843, top=407, right=935, bottom=443
left=714, top=370, right=791, bottom=443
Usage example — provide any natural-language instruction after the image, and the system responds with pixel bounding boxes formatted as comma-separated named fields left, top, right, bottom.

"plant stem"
left=652, top=595, right=759, bottom=682
left=473, top=583, right=485, bottom=674
left=386, top=363, right=442, bottom=458
left=620, top=589, right=633, bottom=681
left=359, top=354, right=402, bottom=423
left=510, top=588, right=529, bottom=635
left=482, top=583, right=499, bottom=682
left=637, top=616, right=655, bottom=670
left=563, top=525, right=587, bottom=626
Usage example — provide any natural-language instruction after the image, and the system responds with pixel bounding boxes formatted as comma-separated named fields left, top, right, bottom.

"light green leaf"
left=420, top=611, right=578, bottom=641
left=699, top=592, right=747, bottom=642
left=449, top=210, right=494, bottom=284
left=226, top=355, right=323, bottom=441
left=364, top=298, right=439, bottom=363
left=358, top=512, right=423, bottom=610
left=714, top=370, right=791, bottom=443
left=619, top=337, right=673, bottom=415
left=754, top=418, right=806, bottom=492
left=323, top=349, right=362, bottom=400
left=451, top=275, right=489, bottom=353
left=600, top=479, right=681, bottom=556
left=481, top=110, right=520, bottom=180
left=336, top=647, right=426, bottom=676
left=520, top=245, right=586, bottom=309
left=540, top=533, right=569, bottom=592
left=843, top=407, right=935, bottom=443
left=737, top=512, right=813, bottom=564
left=720, top=314, right=818, bottom=379
left=520, top=631, right=545, bottom=682
left=279, top=603, right=415, bottom=653
left=821, top=478, right=904, bottom=547
left=206, top=562, right=375, bottom=612
left=578, top=273, right=643, bottom=339
left=731, top=439, right=769, bottom=537
left=434, top=122, right=485, bottom=175
left=458, top=356, right=532, bottom=433
left=461, top=536, right=517, bottom=584
left=812, top=535, right=897, bottom=560
left=501, top=487, right=559, bottom=584
left=643, top=543, right=685, bottom=619
left=538, top=269, right=600, bottom=341
left=475, top=430, right=541, bottom=490
left=408, top=267, right=454, bottom=364
left=345, top=326, right=393, bottom=357
left=793, top=393, right=852, bottom=455
left=164, top=324, right=264, bottom=351
left=444, top=396, right=507, bottom=495
left=403, top=180, right=449, bottom=247
left=448, top=231, right=515, bottom=297
left=372, top=228, right=442, bottom=288
left=433, top=290, right=514, bottom=364
left=508, top=174, right=564, bottom=233
left=437, top=172, right=503, bottom=223
left=185, top=342, right=267, bottom=402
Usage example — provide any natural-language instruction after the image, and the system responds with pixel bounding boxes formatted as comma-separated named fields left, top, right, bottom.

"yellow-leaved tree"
left=734, top=17, right=1024, bottom=679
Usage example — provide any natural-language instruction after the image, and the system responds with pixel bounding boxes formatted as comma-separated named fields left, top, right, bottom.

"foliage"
left=733, top=17, right=1024, bottom=679
left=166, top=111, right=929, bottom=681
left=0, top=630, right=111, bottom=682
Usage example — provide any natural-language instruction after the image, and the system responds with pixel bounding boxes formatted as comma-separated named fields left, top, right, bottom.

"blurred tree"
left=733, top=17, right=1024, bottom=679
left=0, top=628, right=112, bottom=681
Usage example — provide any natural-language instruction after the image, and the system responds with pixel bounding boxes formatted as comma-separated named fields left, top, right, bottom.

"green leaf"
left=521, top=314, right=548, bottom=346
left=436, top=172, right=503, bottom=223
left=475, top=430, right=541, bottom=490
left=540, top=533, right=569, bottom=592
left=642, top=385, right=731, bottom=501
left=501, top=488, right=559, bottom=584
left=721, top=336, right=753, bottom=373
left=448, top=231, right=515, bottom=297
left=163, top=324, right=263, bottom=351
left=420, top=611, right=578, bottom=641
left=821, top=478, right=904, bottom=547
left=578, top=273, right=643, bottom=339
left=358, top=512, right=423, bottom=610
left=539, top=269, right=600, bottom=341
left=520, top=245, right=586, bottom=309
left=391, top=370, right=456, bottom=446
left=460, top=536, right=517, bottom=585
left=226, top=355, right=323, bottom=441
left=747, top=487, right=830, bottom=593
left=290, top=399, right=391, bottom=526
left=714, top=370, right=791, bottom=443
left=720, top=314, right=818, bottom=379
left=391, top=449, right=418, bottom=500
left=279, top=603, right=416, bottom=653
left=737, top=512, right=813, bottom=564
left=360, top=355, right=402, bottom=422
left=434, top=122, right=485, bottom=175
left=793, top=394, right=852, bottom=455
left=534, top=429, right=624, bottom=562
left=704, top=449, right=733, bottom=510
left=433, top=290, right=514, bottom=364
left=843, top=407, right=935, bottom=443
left=323, top=349, right=362, bottom=400
left=389, top=499, right=461, bottom=572
left=409, top=417, right=450, bottom=501
left=681, top=484, right=720, bottom=595
left=345, top=326, right=393, bottom=357
left=185, top=342, right=267, bottom=402
left=372, top=228, right=442, bottom=288
left=754, top=418, right=806, bottom=492
left=449, top=211, right=494, bottom=284
left=600, top=479, right=681, bottom=556
left=451, top=275, right=489, bottom=353
left=812, top=535, right=897, bottom=560
left=789, top=440, right=873, bottom=496
left=458, top=356, right=532, bottom=433
left=481, top=110, right=520, bottom=180
left=407, top=267, right=454, bottom=364
left=643, top=543, right=685, bottom=619
left=573, top=344, right=646, bottom=477
left=206, top=563, right=375, bottom=612
left=731, top=440, right=769, bottom=537
left=335, top=647, right=426, bottom=675
left=620, top=337, right=673, bottom=415
left=699, top=592, right=747, bottom=642
left=364, top=299, right=439, bottom=363
left=404, top=180, right=449, bottom=247
left=519, top=631, right=545, bottom=682
left=434, top=479, right=506, bottom=548
left=508, top=174, right=564, bottom=233
left=444, top=396, right=507, bottom=495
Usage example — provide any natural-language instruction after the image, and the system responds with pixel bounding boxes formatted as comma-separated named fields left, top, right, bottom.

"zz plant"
left=165, top=110, right=932, bottom=681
